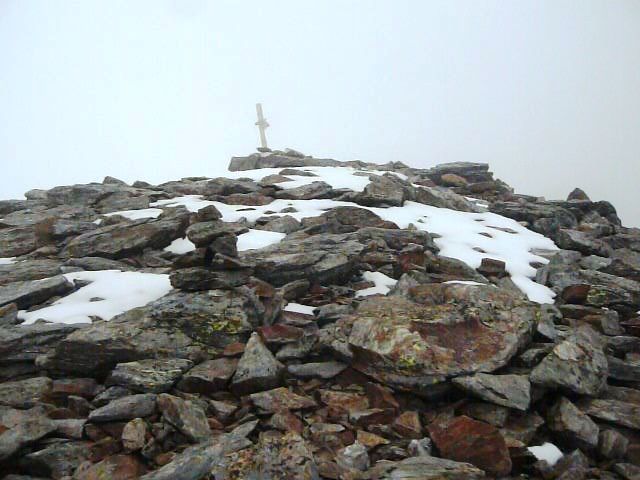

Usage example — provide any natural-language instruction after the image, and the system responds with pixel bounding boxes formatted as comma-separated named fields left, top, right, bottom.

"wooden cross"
left=255, top=103, right=269, bottom=149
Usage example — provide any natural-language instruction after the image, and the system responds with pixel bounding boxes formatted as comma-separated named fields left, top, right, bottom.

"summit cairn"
left=0, top=148, right=639, bottom=479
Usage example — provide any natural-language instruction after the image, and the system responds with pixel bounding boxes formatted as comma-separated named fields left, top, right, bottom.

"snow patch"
left=18, top=270, right=172, bottom=325
left=444, top=280, right=488, bottom=286
left=284, top=303, right=316, bottom=315
left=104, top=208, right=163, bottom=220
left=528, top=443, right=563, bottom=466
left=164, top=237, right=196, bottom=255
left=129, top=176, right=559, bottom=304
left=0, top=257, right=16, bottom=265
left=356, top=271, right=398, bottom=297
left=237, top=229, right=286, bottom=251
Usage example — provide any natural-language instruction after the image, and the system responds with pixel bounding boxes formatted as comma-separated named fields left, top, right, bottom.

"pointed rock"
left=157, top=393, right=211, bottom=443
left=230, top=332, right=284, bottom=395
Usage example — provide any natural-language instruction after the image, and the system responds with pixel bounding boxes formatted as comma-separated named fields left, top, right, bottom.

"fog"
left=1, top=0, right=639, bottom=226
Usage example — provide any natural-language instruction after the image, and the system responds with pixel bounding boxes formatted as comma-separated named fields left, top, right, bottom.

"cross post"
left=255, top=103, right=269, bottom=149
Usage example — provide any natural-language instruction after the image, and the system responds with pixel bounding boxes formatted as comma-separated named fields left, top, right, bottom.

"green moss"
left=209, top=318, right=244, bottom=334
left=586, top=287, right=608, bottom=305
left=396, top=354, right=418, bottom=371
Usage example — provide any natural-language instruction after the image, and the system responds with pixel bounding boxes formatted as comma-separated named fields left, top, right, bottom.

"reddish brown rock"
left=319, top=390, right=370, bottom=421
left=428, top=415, right=512, bottom=477
left=50, top=378, right=100, bottom=400
left=349, top=408, right=395, bottom=428
left=346, top=283, right=537, bottom=393
left=267, top=410, right=304, bottom=434
left=89, top=436, right=122, bottom=462
left=222, top=342, right=245, bottom=357
left=223, top=193, right=274, bottom=205
left=249, top=387, right=316, bottom=413
left=393, top=411, right=422, bottom=439
left=356, top=430, right=390, bottom=449
left=561, top=284, right=591, bottom=304
left=258, top=324, right=304, bottom=346
left=75, top=454, right=147, bottom=480
left=365, top=382, right=399, bottom=411
left=177, top=358, right=238, bottom=393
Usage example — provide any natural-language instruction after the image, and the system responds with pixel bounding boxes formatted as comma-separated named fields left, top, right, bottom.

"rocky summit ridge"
left=0, top=148, right=639, bottom=480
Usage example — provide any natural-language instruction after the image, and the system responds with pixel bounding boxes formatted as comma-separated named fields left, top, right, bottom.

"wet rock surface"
left=1, top=149, right=639, bottom=479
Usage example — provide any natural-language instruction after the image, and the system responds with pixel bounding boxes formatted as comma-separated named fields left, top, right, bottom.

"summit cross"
left=255, top=103, right=269, bottom=149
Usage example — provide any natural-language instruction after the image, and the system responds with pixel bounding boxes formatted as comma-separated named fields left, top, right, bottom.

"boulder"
left=287, top=361, right=347, bottom=379
left=177, top=358, right=238, bottom=393
left=0, top=226, right=38, bottom=257
left=598, top=429, right=629, bottom=460
left=0, top=406, right=57, bottom=461
left=530, top=325, right=608, bottom=396
left=185, top=220, right=247, bottom=247
left=255, top=215, right=302, bottom=234
left=452, top=373, right=531, bottom=411
left=345, top=283, right=536, bottom=393
left=88, top=394, right=157, bottom=423
left=308, top=205, right=399, bottom=233
left=547, top=397, right=599, bottom=450
left=369, top=455, right=485, bottom=479
left=217, top=431, right=319, bottom=480
left=19, top=440, right=91, bottom=479
left=556, top=229, right=612, bottom=257
left=38, top=289, right=262, bottom=376
left=336, top=441, right=370, bottom=471
left=0, top=322, right=81, bottom=370
left=74, top=454, right=148, bottom=480
left=230, top=332, right=284, bottom=395
left=169, top=267, right=251, bottom=291
left=249, top=387, right=316, bottom=413
left=157, top=393, right=211, bottom=443
left=138, top=422, right=254, bottom=480
left=428, top=415, right=512, bottom=477
left=275, top=181, right=333, bottom=200
left=106, top=358, right=193, bottom=393
left=121, top=418, right=148, bottom=452
left=241, top=232, right=365, bottom=287
left=0, top=259, right=63, bottom=286
left=568, top=188, right=590, bottom=201
left=62, top=213, right=188, bottom=259
left=0, top=275, right=74, bottom=309
left=228, top=152, right=340, bottom=171
left=0, top=377, right=52, bottom=408
left=576, top=398, right=640, bottom=430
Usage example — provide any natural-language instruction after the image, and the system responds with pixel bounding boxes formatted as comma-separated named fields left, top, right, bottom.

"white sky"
left=1, top=0, right=639, bottom=226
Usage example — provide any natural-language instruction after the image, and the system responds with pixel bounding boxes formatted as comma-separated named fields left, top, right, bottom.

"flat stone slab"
left=345, top=283, right=537, bottom=392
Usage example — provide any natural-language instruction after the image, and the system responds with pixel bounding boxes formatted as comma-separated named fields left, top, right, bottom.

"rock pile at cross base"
left=1, top=148, right=639, bottom=480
